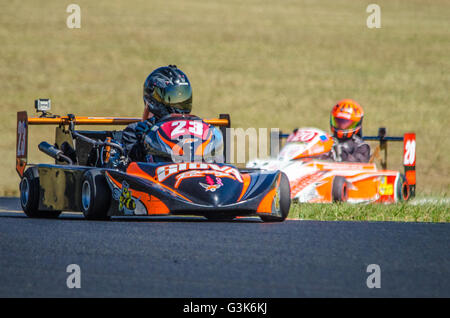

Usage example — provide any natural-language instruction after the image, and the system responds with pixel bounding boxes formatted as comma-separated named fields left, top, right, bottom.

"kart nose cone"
left=203, top=192, right=220, bottom=207
left=177, top=177, right=243, bottom=206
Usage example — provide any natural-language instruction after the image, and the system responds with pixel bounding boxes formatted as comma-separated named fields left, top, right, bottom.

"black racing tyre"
left=80, top=171, right=111, bottom=220
left=260, top=172, right=291, bottom=222
left=396, top=174, right=410, bottom=202
left=332, top=176, right=348, bottom=203
left=20, top=168, right=61, bottom=218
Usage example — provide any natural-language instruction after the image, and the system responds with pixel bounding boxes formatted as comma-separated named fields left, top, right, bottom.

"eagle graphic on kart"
left=16, top=107, right=290, bottom=222
left=247, top=127, right=416, bottom=204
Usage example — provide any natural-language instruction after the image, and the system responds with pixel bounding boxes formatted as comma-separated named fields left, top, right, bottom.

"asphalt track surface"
left=0, top=197, right=448, bottom=297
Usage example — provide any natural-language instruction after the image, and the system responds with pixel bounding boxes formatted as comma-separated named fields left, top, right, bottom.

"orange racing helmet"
left=330, top=99, right=364, bottom=139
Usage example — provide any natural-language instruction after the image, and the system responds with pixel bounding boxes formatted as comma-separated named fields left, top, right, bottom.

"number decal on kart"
left=171, top=121, right=186, bottom=138
left=17, top=120, right=27, bottom=157
left=404, top=139, right=416, bottom=166
left=188, top=121, right=203, bottom=136
left=288, top=129, right=317, bottom=143
left=170, top=120, right=204, bottom=139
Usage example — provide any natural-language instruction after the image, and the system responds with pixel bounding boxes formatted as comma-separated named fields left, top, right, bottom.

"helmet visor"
left=163, top=84, right=192, bottom=110
left=332, top=117, right=359, bottom=130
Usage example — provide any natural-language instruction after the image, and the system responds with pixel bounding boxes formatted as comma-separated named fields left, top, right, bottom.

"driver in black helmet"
left=122, top=65, right=193, bottom=162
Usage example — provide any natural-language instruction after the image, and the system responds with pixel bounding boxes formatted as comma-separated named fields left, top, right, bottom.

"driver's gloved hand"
left=331, top=138, right=342, bottom=161
left=135, top=120, right=152, bottom=141
left=333, top=140, right=356, bottom=162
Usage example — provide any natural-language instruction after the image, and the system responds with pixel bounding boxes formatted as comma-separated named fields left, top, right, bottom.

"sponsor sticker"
left=199, top=176, right=223, bottom=192
left=156, top=163, right=243, bottom=183
left=113, top=181, right=136, bottom=213
left=379, top=177, right=393, bottom=195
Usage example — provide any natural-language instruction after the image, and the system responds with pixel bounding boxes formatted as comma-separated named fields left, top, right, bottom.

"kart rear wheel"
left=80, top=171, right=111, bottom=220
left=396, top=174, right=410, bottom=202
left=332, top=176, right=348, bottom=202
left=260, top=172, right=291, bottom=222
left=20, top=168, right=61, bottom=218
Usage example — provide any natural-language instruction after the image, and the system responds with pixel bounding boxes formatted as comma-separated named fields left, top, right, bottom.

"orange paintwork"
left=27, top=116, right=229, bottom=127
left=148, top=195, right=170, bottom=214
left=405, top=170, right=416, bottom=186
left=257, top=187, right=276, bottom=213
left=256, top=174, right=280, bottom=213
left=104, top=137, right=112, bottom=163
left=347, top=174, right=379, bottom=202
left=292, top=137, right=334, bottom=160
left=312, top=175, right=333, bottom=202
left=288, top=160, right=402, bottom=203
left=195, top=132, right=213, bottom=156
left=157, top=131, right=183, bottom=156
left=106, top=171, right=170, bottom=215
left=16, top=158, right=26, bottom=178
left=28, top=116, right=142, bottom=125
left=237, top=173, right=252, bottom=202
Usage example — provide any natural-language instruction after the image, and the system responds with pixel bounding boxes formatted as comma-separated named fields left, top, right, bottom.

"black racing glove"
left=135, top=119, right=155, bottom=141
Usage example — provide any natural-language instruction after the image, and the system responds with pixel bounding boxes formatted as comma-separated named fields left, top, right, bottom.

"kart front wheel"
left=260, top=172, right=291, bottom=222
left=332, top=176, right=348, bottom=203
left=20, top=168, right=61, bottom=218
left=80, top=171, right=111, bottom=220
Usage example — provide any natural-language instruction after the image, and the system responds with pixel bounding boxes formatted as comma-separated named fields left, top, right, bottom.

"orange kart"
left=247, top=128, right=416, bottom=203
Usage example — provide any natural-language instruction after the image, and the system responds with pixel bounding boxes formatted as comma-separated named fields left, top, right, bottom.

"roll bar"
left=16, top=110, right=231, bottom=177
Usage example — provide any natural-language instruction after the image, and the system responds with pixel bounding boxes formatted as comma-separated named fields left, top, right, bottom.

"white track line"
left=410, top=198, right=450, bottom=205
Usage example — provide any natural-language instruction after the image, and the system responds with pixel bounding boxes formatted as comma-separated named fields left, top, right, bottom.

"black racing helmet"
left=143, top=65, right=192, bottom=119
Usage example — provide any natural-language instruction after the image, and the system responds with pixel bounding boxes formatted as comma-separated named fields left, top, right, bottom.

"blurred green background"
left=0, top=0, right=449, bottom=196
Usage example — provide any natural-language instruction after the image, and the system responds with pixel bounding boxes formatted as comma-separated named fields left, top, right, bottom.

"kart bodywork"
left=247, top=128, right=416, bottom=204
left=16, top=109, right=290, bottom=221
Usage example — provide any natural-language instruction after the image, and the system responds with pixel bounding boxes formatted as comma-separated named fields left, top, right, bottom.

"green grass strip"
left=288, top=202, right=450, bottom=223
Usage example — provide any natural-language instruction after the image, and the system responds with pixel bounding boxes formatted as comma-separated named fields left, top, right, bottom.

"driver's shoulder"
left=352, top=135, right=370, bottom=148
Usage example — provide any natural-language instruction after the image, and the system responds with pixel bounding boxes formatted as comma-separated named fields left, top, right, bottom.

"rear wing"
left=363, top=128, right=416, bottom=197
left=273, top=127, right=416, bottom=197
left=16, top=111, right=231, bottom=177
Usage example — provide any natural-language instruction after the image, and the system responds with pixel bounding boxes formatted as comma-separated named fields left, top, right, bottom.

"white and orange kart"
left=246, top=128, right=416, bottom=204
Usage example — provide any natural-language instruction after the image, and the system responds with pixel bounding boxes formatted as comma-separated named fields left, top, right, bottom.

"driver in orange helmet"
left=329, top=99, right=370, bottom=163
